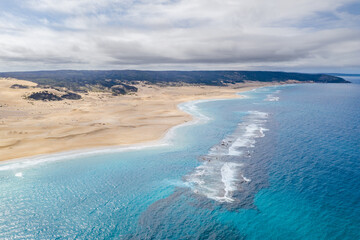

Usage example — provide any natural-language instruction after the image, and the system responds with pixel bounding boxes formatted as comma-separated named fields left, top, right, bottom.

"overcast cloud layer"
left=0, top=0, right=359, bottom=72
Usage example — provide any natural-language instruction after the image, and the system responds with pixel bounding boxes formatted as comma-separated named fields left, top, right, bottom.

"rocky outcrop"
left=61, top=92, right=82, bottom=100
left=27, top=91, right=82, bottom=101
left=10, top=84, right=30, bottom=89
left=111, top=84, right=138, bottom=96
left=27, top=91, right=62, bottom=101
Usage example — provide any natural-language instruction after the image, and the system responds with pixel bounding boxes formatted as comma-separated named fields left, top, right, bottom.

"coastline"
left=0, top=97, right=224, bottom=170
left=0, top=78, right=286, bottom=163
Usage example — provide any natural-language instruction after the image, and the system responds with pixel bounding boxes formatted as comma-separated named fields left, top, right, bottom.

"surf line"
left=185, top=110, right=269, bottom=203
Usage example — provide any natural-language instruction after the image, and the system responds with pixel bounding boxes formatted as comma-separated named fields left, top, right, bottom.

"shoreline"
left=0, top=97, right=222, bottom=170
left=0, top=97, right=245, bottom=170
left=0, top=80, right=288, bottom=164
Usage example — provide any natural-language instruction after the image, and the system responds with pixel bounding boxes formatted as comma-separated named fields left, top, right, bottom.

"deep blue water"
left=0, top=79, right=359, bottom=239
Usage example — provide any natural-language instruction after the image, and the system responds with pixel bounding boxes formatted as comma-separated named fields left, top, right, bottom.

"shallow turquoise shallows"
left=1, top=78, right=359, bottom=239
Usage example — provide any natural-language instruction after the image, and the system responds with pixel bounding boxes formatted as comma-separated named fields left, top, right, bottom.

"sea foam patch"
left=265, top=95, right=280, bottom=101
left=265, top=89, right=281, bottom=102
left=186, top=111, right=269, bottom=203
left=209, top=111, right=268, bottom=156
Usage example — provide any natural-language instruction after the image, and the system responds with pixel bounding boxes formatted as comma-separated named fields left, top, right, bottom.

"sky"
left=0, top=0, right=359, bottom=73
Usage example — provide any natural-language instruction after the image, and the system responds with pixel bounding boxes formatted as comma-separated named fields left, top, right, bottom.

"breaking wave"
left=265, top=90, right=281, bottom=102
left=185, top=111, right=269, bottom=203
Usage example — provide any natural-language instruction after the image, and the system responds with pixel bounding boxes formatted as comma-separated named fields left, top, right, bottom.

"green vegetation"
left=27, top=91, right=63, bottom=101
left=0, top=70, right=349, bottom=93
left=111, top=84, right=138, bottom=96
left=61, top=92, right=82, bottom=100
left=10, top=84, right=30, bottom=89
left=27, top=91, right=82, bottom=101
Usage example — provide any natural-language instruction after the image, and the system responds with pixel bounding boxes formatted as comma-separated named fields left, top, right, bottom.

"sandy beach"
left=0, top=78, right=282, bottom=161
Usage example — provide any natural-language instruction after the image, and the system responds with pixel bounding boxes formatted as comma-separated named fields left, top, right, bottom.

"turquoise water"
left=1, top=79, right=359, bottom=239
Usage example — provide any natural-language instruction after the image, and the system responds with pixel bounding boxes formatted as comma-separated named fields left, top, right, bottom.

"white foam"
left=228, top=137, right=254, bottom=155
left=15, top=172, right=23, bottom=178
left=208, top=111, right=268, bottom=157
left=186, top=110, right=270, bottom=202
left=219, top=162, right=241, bottom=202
left=260, top=127, right=269, bottom=137
left=186, top=161, right=243, bottom=203
left=248, top=111, right=268, bottom=118
left=227, top=115, right=268, bottom=155
left=265, top=93, right=280, bottom=102
left=266, top=96, right=280, bottom=102
left=241, top=174, right=251, bottom=182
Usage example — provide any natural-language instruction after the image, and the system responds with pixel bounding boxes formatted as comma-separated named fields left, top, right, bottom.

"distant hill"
left=328, top=73, right=360, bottom=77
left=0, top=70, right=349, bottom=92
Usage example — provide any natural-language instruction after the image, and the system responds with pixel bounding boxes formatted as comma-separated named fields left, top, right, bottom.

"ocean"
left=0, top=78, right=359, bottom=239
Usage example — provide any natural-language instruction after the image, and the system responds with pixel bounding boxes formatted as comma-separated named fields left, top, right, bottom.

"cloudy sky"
left=0, top=0, right=359, bottom=73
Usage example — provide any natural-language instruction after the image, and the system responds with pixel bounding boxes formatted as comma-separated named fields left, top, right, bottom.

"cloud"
left=26, top=0, right=115, bottom=14
left=0, top=0, right=359, bottom=72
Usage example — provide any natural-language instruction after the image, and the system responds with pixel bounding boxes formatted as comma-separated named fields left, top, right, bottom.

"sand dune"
left=0, top=78, right=277, bottom=161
